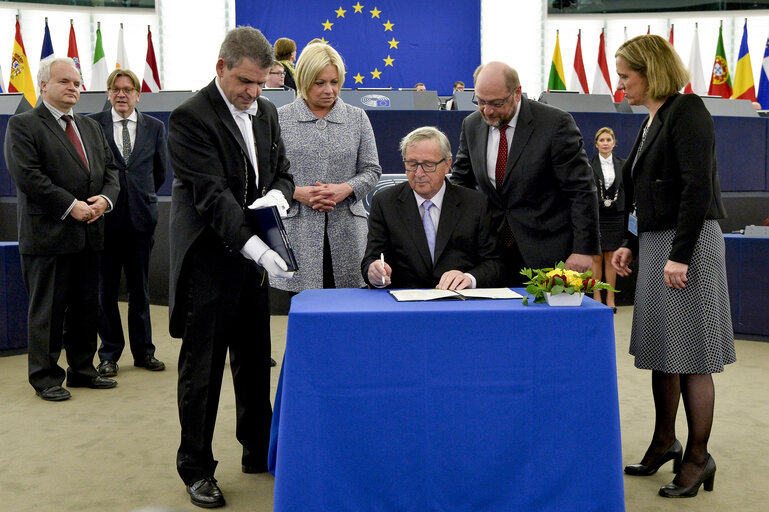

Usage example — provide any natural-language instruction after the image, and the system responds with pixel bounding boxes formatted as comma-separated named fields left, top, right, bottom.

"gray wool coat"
left=271, top=96, right=382, bottom=292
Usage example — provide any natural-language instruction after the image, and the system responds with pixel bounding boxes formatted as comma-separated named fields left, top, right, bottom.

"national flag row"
left=1, top=16, right=162, bottom=108
left=548, top=20, right=769, bottom=108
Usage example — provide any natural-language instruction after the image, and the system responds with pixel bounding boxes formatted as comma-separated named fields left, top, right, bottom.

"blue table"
left=269, top=289, right=624, bottom=512
left=724, top=234, right=769, bottom=337
left=0, top=241, right=28, bottom=352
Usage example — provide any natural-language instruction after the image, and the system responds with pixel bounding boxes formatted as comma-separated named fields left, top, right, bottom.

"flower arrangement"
left=519, top=261, right=618, bottom=305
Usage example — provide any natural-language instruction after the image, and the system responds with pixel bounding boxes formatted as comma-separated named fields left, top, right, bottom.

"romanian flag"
left=708, top=24, right=732, bottom=99
left=548, top=32, right=566, bottom=91
left=9, top=19, right=37, bottom=107
left=732, top=20, right=756, bottom=101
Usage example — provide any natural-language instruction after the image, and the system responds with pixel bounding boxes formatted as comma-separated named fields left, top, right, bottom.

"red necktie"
left=495, top=126, right=515, bottom=247
left=62, top=115, right=89, bottom=169
left=495, top=125, right=507, bottom=189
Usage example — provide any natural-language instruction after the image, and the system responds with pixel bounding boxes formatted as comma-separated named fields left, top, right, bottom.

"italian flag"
left=90, top=24, right=108, bottom=90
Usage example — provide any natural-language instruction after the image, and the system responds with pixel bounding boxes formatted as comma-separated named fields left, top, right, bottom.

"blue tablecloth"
left=269, top=288, right=624, bottom=512
left=0, top=241, right=28, bottom=352
left=724, top=234, right=769, bottom=337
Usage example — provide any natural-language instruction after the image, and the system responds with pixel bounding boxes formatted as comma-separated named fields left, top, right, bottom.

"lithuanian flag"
left=548, top=31, right=566, bottom=91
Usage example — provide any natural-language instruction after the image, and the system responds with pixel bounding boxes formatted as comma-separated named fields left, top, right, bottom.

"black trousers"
left=97, top=226, right=155, bottom=362
left=176, top=235, right=272, bottom=484
left=21, top=250, right=100, bottom=391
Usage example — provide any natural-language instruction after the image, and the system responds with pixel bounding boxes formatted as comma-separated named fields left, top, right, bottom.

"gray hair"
left=218, top=26, right=273, bottom=70
left=399, top=126, right=452, bottom=160
left=37, top=56, right=78, bottom=88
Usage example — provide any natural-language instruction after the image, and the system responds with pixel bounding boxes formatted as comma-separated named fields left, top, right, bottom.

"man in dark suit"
left=4, top=57, right=120, bottom=401
left=451, top=62, right=599, bottom=283
left=363, top=126, right=501, bottom=290
left=89, top=68, right=167, bottom=378
left=167, top=27, right=294, bottom=509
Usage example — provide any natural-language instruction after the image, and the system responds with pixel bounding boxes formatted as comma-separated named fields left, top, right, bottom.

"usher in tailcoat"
left=361, top=180, right=503, bottom=289
left=167, top=79, right=294, bottom=337
left=451, top=98, right=599, bottom=268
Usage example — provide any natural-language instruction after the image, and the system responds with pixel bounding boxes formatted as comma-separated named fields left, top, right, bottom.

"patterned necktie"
left=62, top=115, right=88, bottom=169
left=495, top=125, right=508, bottom=189
left=422, top=200, right=436, bottom=262
left=495, top=125, right=515, bottom=247
left=121, top=119, right=132, bottom=162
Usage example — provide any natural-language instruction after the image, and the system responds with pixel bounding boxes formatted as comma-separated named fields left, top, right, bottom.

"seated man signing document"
left=362, top=126, right=502, bottom=290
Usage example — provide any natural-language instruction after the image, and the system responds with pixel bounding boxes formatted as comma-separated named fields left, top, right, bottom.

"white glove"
left=249, top=189, right=289, bottom=218
left=258, top=249, right=295, bottom=279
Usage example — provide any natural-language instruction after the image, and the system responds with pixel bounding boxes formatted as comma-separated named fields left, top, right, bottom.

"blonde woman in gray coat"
left=271, top=43, right=382, bottom=293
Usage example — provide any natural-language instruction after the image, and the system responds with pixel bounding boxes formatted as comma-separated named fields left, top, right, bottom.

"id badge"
left=628, top=212, right=638, bottom=236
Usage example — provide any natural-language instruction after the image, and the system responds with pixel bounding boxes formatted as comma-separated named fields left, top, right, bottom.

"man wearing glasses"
left=363, top=126, right=502, bottom=290
left=451, top=62, right=599, bottom=283
left=265, top=60, right=291, bottom=90
left=89, top=68, right=168, bottom=378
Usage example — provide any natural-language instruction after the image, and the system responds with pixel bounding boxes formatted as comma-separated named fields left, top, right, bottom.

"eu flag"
left=235, top=0, right=480, bottom=95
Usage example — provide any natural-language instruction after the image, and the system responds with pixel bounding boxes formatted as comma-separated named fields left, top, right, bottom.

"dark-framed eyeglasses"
left=403, top=158, right=446, bottom=173
left=269, top=71, right=287, bottom=76
left=472, top=91, right=513, bottom=109
left=108, top=87, right=137, bottom=95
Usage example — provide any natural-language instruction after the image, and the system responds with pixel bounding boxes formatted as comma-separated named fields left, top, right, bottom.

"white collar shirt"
left=111, top=108, right=138, bottom=160
left=485, top=101, right=522, bottom=187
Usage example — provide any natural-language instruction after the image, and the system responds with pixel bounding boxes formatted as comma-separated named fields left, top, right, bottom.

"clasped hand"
left=70, top=196, right=107, bottom=224
left=295, top=182, right=353, bottom=212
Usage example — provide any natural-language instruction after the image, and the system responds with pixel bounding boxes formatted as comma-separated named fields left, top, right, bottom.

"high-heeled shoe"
left=659, top=454, right=716, bottom=498
left=624, top=439, right=683, bottom=476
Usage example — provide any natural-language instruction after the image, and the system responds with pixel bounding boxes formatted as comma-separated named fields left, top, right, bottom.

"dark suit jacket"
left=361, top=180, right=502, bottom=289
left=589, top=153, right=626, bottom=213
left=623, top=93, right=726, bottom=264
left=167, top=79, right=294, bottom=337
left=88, top=109, right=167, bottom=233
left=4, top=104, right=120, bottom=255
left=451, top=98, right=599, bottom=268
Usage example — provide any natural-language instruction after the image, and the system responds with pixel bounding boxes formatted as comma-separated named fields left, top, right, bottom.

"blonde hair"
left=107, top=68, right=140, bottom=91
left=594, top=127, right=615, bottom=144
left=615, top=34, right=689, bottom=100
left=295, top=43, right=346, bottom=100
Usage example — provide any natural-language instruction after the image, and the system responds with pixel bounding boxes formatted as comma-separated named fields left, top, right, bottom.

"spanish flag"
left=732, top=20, right=756, bottom=101
left=548, top=31, right=566, bottom=91
left=8, top=18, right=37, bottom=108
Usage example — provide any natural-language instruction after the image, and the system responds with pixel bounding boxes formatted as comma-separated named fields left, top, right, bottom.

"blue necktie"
left=422, top=200, right=436, bottom=262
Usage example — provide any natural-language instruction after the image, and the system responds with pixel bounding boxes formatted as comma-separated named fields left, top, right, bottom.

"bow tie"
left=230, top=103, right=258, bottom=117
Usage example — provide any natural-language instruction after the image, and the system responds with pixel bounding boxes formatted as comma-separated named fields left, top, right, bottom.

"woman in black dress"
left=612, top=35, right=735, bottom=498
left=589, top=127, right=625, bottom=312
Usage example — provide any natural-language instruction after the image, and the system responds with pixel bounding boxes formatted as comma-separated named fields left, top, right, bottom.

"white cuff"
left=239, top=235, right=270, bottom=263
left=464, top=273, right=477, bottom=289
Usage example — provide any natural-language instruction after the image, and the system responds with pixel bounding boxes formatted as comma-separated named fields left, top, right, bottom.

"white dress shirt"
left=484, top=102, right=522, bottom=188
left=413, top=182, right=477, bottom=289
left=111, top=108, right=137, bottom=160
left=599, top=153, right=615, bottom=188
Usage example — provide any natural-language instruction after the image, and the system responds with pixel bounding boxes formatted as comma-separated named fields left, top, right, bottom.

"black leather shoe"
left=36, top=385, right=71, bottom=401
left=187, top=477, right=225, bottom=508
left=134, top=355, right=166, bottom=371
left=659, top=454, right=716, bottom=498
left=625, top=439, right=683, bottom=476
left=67, top=375, right=118, bottom=389
left=97, top=360, right=118, bottom=377
left=270, top=358, right=277, bottom=367
left=242, top=464, right=268, bottom=474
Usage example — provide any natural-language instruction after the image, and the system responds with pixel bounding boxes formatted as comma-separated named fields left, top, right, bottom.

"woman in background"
left=589, top=127, right=625, bottom=312
left=273, top=37, right=297, bottom=90
left=271, top=43, right=381, bottom=293
left=613, top=34, right=735, bottom=498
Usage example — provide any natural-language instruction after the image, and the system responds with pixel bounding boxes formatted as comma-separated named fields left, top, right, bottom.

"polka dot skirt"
left=630, top=220, right=736, bottom=374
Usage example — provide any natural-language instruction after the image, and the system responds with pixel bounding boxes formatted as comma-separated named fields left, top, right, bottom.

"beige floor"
left=0, top=304, right=767, bottom=512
